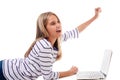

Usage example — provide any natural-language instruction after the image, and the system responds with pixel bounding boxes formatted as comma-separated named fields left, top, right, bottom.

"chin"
left=57, top=34, right=61, bottom=38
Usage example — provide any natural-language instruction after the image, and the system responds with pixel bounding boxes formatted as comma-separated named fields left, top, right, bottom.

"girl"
left=0, top=7, right=101, bottom=80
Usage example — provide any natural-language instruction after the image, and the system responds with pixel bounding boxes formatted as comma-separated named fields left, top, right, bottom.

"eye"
left=50, top=22, right=56, bottom=25
left=57, top=20, right=60, bottom=23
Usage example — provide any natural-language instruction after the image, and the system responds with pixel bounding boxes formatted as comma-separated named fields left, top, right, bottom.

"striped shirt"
left=2, top=28, right=79, bottom=80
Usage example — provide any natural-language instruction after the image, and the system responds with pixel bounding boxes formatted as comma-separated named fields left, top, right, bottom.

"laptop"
left=76, top=49, right=113, bottom=80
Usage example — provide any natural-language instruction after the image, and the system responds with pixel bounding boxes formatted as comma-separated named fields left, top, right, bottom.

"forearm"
left=77, top=14, right=98, bottom=32
left=58, top=66, right=78, bottom=78
left=59, top=70, right=72, bottom=78
left=77, top=7, right=101, bottom=33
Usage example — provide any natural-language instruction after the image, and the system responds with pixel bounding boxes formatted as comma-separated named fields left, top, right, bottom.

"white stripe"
left=11, top=60, right=18, bottom=79
left=12, top=63, right=24, bottom=79
left=4, top=60, right=13, bottom=80
left=25, top=58, right=40, bottom=76
left=62, top=28, right=79, bottom=41
left=3, top=38, right=63, bottom=80
left=36, top=41, right=52, bottom=53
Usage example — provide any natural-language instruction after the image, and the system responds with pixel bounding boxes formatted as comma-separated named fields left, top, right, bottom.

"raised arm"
left=62, top=7, right=101, bottom=42
left=77, top=7, right=101, bottom=32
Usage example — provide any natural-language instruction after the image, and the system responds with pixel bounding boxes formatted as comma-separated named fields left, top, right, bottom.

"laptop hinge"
left=100, top=71, right=107, bottom=77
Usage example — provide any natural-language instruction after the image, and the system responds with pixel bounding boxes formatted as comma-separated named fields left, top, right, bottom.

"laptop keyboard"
left=76, top=71, right=105, bottom=79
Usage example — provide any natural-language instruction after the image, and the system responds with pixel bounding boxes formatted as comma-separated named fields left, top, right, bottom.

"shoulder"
left=35, top=38, right=52, bottom=51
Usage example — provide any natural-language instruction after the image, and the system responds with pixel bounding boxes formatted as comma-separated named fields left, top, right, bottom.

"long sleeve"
left=62, top=28, right=79, bottom=42
left=36, top=39, right=59, bottom=80
left=2, top=38, right=59, bottom=80
left=39, top=53, right=59, bottom=80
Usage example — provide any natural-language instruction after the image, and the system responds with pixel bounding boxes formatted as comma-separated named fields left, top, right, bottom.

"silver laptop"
left=76, top=49, right=113, bottom=80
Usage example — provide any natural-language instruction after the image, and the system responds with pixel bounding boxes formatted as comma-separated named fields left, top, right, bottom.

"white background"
left=0, top=0, right=119, bottom=80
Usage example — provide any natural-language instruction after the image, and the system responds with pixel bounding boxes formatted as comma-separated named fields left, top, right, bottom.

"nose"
left=56, top=23, right=61, bottom=28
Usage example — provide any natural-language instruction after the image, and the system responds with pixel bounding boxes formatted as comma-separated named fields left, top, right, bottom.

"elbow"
left=42, top=72, right=59, bottom=80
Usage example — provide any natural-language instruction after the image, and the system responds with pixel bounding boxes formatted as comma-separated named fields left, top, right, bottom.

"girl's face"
left=46, top=15, right=62, bottom=39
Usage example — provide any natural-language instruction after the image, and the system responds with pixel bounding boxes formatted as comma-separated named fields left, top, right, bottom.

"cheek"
left=47, top=27, right=55, bottom=34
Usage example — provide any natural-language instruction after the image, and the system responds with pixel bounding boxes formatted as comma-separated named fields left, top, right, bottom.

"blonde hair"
left=24, top=12, right=62, bottom=60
